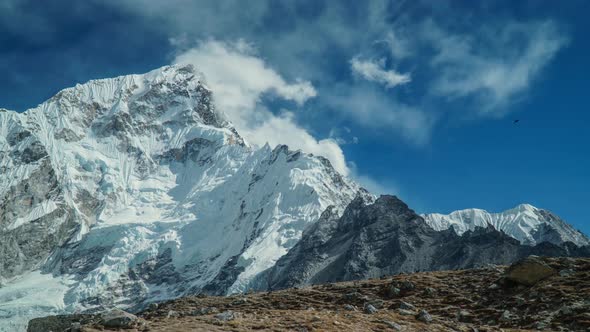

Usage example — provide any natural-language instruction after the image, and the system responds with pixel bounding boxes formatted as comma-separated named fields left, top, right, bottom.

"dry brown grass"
left=77, top=257, right=590, bottom=331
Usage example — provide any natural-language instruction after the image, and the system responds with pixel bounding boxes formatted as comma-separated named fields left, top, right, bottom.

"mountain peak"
left=0, top=65, right=363, bottom=329
left=509, top=203, right=538, bottom=213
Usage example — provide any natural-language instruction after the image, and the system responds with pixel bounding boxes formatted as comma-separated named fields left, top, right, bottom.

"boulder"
left=167, top=310, right=180, bottom=318
left=215, top=311, right=237, bottom=321
left=190, top=307, right=219, bottom=316
left=399, top=301, right=416, bottom=310
left=343, top=304, right=357, bottom=311
left=423, top=287, right=436, bottom=297
left=381, top=320, right=403, bottom=330
left=416, top=309, right=432, bottom=323
left=70, top=322, right=81, bottom=332
left=499, top=310, right=512, bottom=322
left=400, top=280, right=416, bottom=291
left=386, top=286, right=401, bottom=298
left=505, top=256, right=556, bottom=286
left=100, top=309, right=140, bottom=328
left=28, top=314, right=95, bottom=332
left=457, top=309, right=473, bottom=323
left=368, top=299, right=385, bottom=309
left=398, top=309, right=416, bottom=316
left=364, top=304, right=378, bottom=314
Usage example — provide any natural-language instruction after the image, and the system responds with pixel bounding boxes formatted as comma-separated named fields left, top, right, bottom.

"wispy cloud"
left=418, top=19, right=569, bottom=115
left=350, top=57, right=411, bottom=88
left=325, top=85, right=434, bottom=146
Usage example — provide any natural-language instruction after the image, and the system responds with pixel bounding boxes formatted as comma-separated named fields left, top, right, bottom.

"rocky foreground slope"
left=28, top=256, right=590, bottom=331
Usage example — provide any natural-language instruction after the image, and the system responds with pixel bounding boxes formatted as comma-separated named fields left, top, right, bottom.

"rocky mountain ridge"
left=260, top=195, right=590, bottom=290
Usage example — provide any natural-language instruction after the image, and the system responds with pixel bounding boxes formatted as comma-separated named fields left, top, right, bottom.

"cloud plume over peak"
left=173, top=39, right=348, bottom=175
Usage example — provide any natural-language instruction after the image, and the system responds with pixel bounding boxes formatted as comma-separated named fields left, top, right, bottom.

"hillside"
left=28, top=256, right=590, bottom=331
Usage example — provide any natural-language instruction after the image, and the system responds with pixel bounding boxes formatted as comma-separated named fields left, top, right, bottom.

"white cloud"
left=173, top=40, right=349, bottom=175
left=350, top=57, right=411, bottom=88
left=174, top=40, right=316, bottom=115
left=422, top=20, right=568, bottom=115
left=241, top=112, right=349, bottom=176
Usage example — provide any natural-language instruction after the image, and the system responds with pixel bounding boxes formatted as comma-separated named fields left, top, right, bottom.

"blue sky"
left=1, top=0, right=588, bottom=235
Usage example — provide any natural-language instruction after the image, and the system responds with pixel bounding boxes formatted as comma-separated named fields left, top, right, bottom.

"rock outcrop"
left=505, top=256, right=557, bottom=286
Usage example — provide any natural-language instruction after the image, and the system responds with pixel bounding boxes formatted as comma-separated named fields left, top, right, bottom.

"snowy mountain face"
left=422, top=204, right=589, bottom=247
left=0, top=65, right=366, bottom=330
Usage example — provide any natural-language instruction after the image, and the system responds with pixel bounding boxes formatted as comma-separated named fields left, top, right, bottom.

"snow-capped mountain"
left=0, top=64, right=366, bottom=330
left=422, top=204, right=589, bottom=247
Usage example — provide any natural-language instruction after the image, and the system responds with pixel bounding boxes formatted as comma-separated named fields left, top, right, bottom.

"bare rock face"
left=505, top=256, right=557, bottom=286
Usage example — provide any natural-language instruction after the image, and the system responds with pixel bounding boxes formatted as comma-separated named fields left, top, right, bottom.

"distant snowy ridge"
left=422, top=204, right=589, bottom=246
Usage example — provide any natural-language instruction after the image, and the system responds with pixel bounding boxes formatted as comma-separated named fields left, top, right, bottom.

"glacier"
left=0, top=64, right=366, bottom=330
